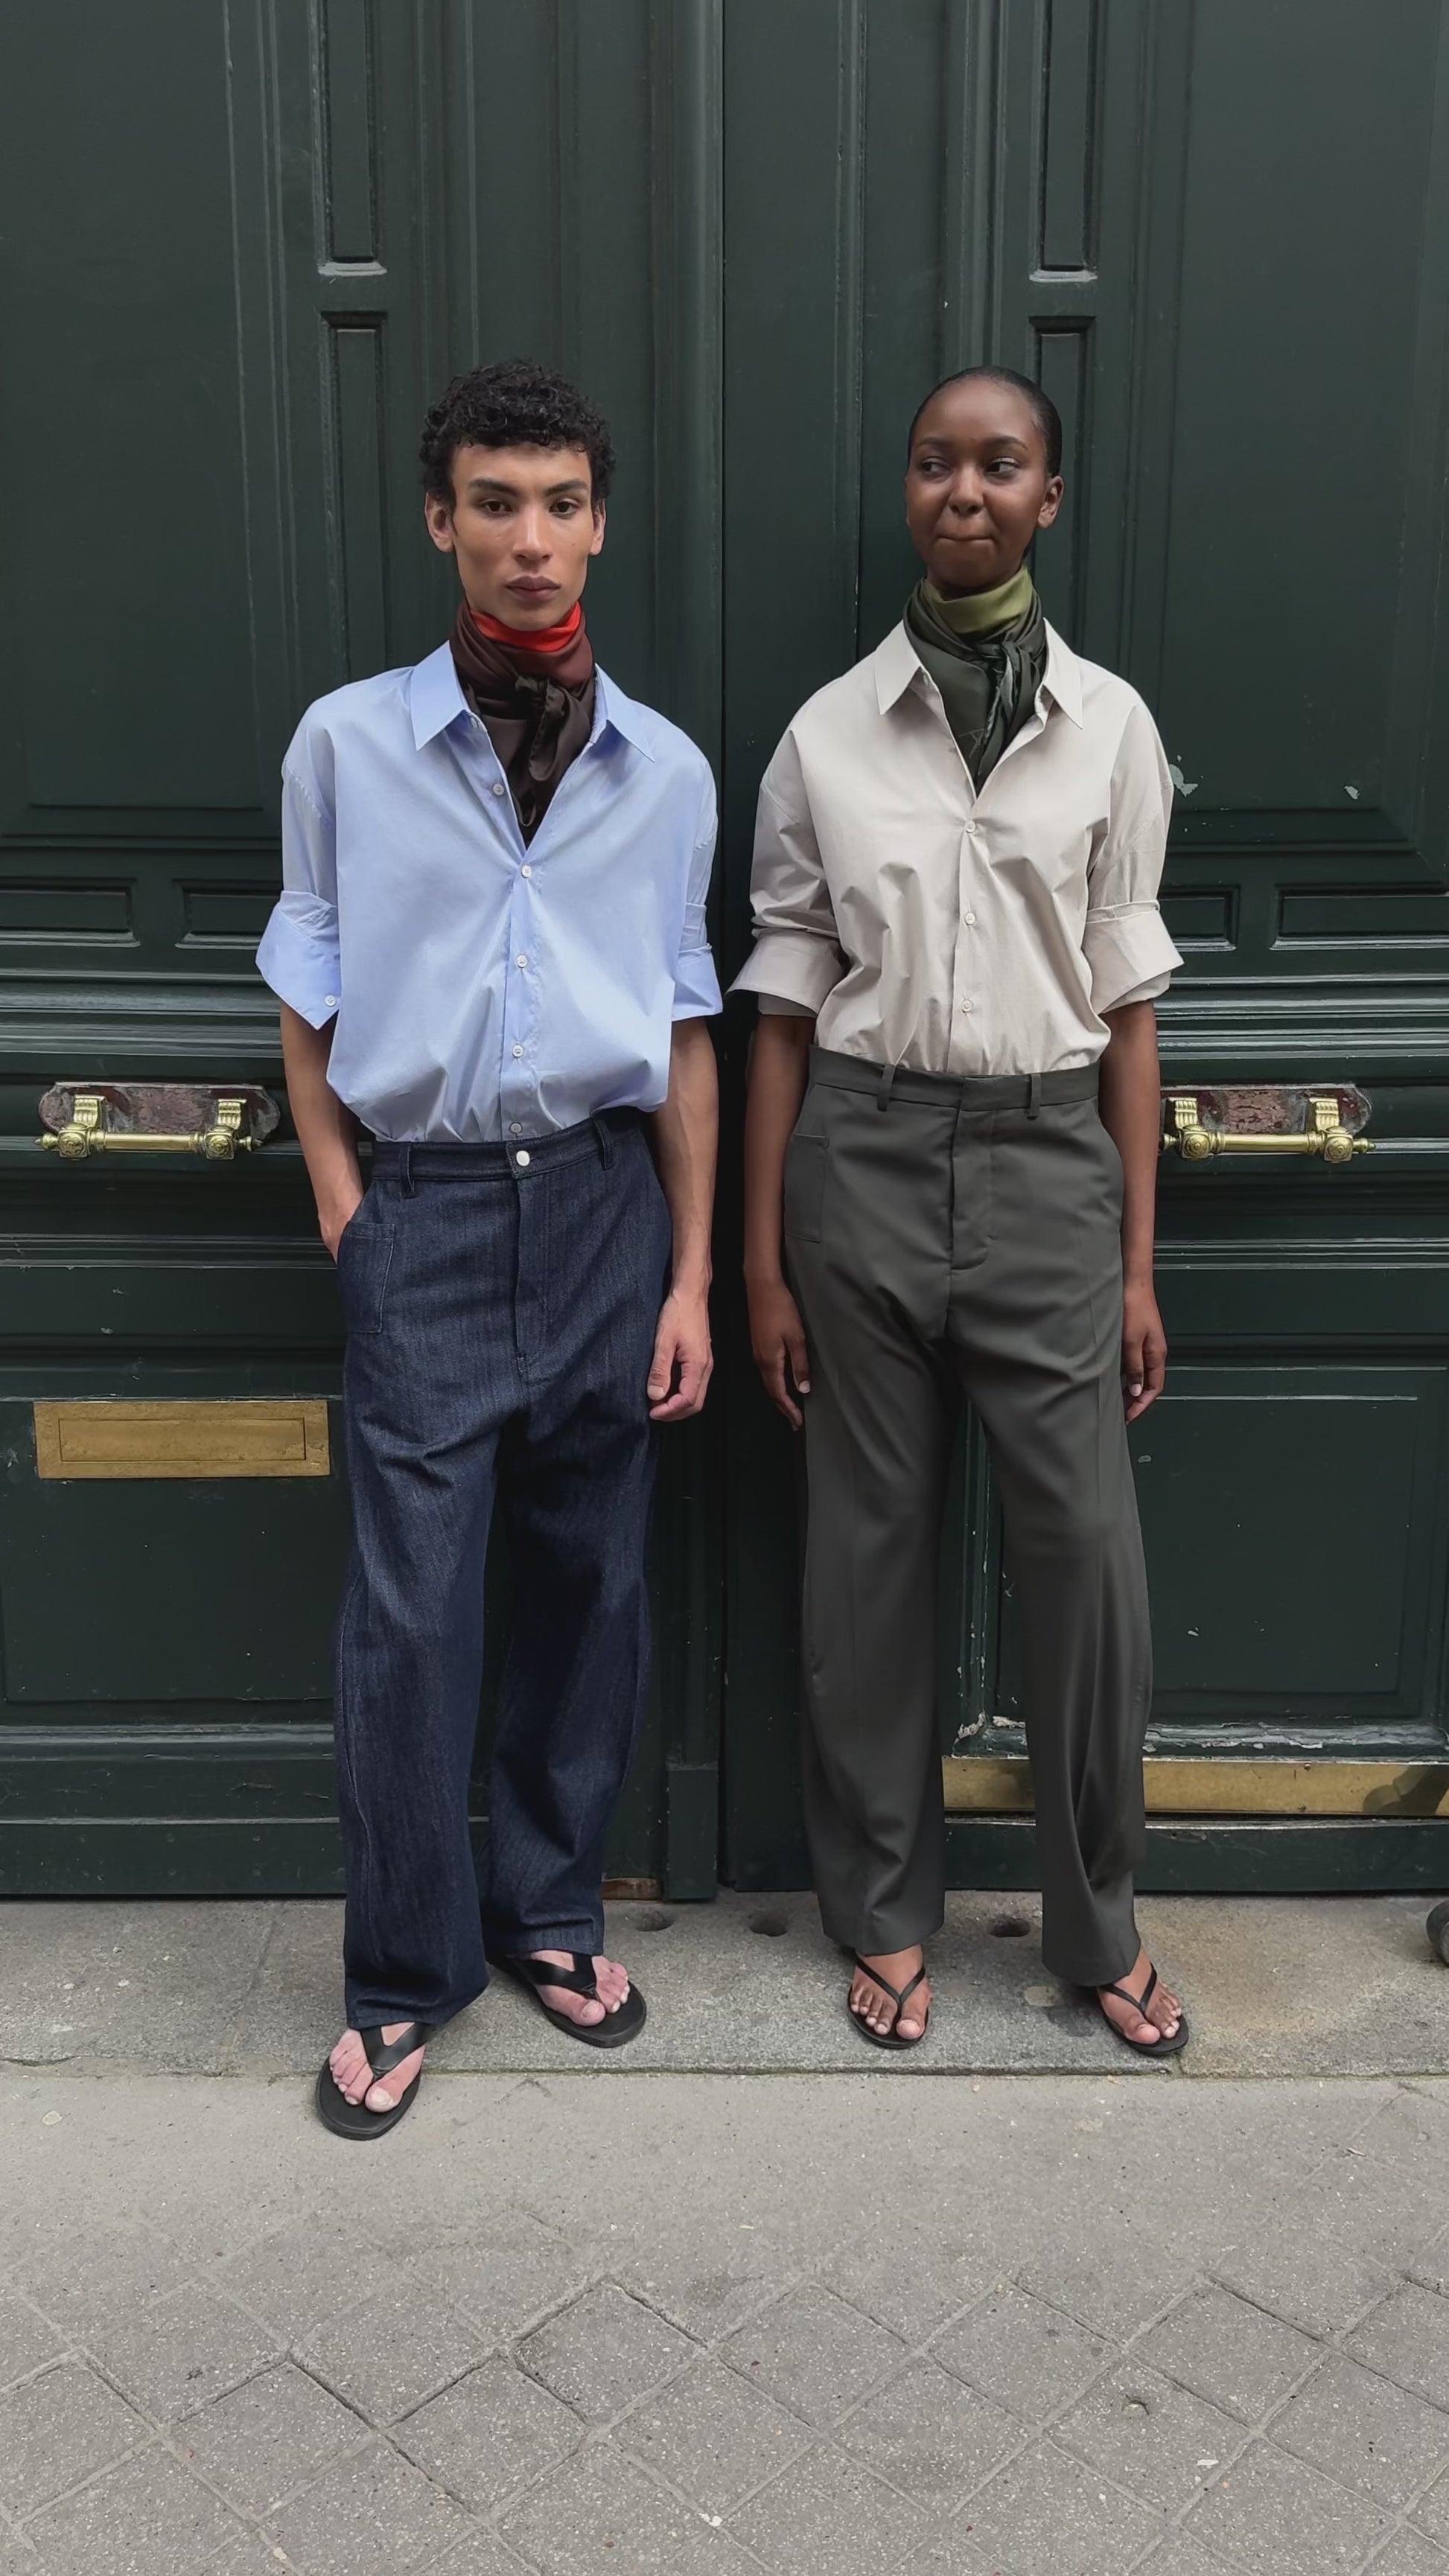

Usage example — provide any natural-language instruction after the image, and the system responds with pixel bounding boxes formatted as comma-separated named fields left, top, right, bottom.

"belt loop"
left=591, top=1112, right=616, bottom=1169
left=398, top=1143, right=415, bottom=1196
left=1026, top=1074, right=1042, bottom=1121
left=876, top=1061, right=898, bottom=1115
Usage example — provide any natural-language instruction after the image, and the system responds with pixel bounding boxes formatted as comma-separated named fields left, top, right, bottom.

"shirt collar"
left=872, top=616, right=1084, bottom=730
left=407, top=640, right=657, bottom=761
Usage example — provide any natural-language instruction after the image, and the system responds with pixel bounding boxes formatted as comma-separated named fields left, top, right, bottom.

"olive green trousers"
left=784, top=1048, right=1151, bottom=1988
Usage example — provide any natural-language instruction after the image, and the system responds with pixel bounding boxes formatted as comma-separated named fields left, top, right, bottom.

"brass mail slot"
left=943, top=1755, right=1449, bottom=1818
left=33, top=1400, right=331, bottom=1480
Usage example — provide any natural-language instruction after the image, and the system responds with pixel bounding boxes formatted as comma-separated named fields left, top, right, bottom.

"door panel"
left=720, top=0, right=1449, bottom=1890
left=0, top=0, right=723, bottom=1896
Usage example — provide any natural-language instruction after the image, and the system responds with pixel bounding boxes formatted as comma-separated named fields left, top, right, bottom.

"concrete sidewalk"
left=3, top=1895, right=1449, bottom=2576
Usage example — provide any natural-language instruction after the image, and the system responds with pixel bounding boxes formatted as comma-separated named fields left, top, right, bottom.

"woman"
left=736, top=367, right=1186, bottom=2057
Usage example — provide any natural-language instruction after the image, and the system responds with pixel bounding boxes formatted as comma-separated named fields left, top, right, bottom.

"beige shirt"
left=731, top=619, right=1182, bottom=1074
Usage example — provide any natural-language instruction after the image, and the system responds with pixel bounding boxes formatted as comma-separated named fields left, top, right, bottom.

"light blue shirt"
left=255, top=641, right=722, bottom=1142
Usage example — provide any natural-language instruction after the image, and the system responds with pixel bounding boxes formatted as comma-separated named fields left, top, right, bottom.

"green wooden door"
left=719, top=0, right=1449, bottom=1894
left=4, top=0, right=1448, bottom=1898
left=0, top=0, right=721, bottom=1895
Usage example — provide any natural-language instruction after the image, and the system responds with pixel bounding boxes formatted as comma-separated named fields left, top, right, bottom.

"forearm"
left=278, top=1002, right=361, bottom=1245
left=743, top=1014, right=813, bottom=1284
left=1098, top=1000, right=1162, bottom=1287
left=649, top=1018, right=719, bottom=1294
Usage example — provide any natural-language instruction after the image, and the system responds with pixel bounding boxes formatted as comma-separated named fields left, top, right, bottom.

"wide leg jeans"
left=332, top=1113, right=672, bottom=2033
left=784, top=1049, right=1152, bottom=1988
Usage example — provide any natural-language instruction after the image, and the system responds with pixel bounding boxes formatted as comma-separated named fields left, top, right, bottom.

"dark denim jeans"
left=332, top=1112, right=672, bottom=2032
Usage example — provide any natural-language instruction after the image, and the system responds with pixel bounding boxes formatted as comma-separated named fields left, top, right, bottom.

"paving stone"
left=0, top=2291, right=66, bottom=2391
left=719, top=2280, right=906, bottom=2431
left=1213, top=2215, right=1394, bottom=2339
left=1417, top=2456, right=1449, bottom=2542
left=1412, top=2222, right=1449, bottom=2299
left=837, top=2355, right=1021, bottom=2505
left=15, top=2223, right=194, bottom=2341
left=1350, top=2286, right=1449, bottom=2408
left=615, top=2219, right=793, bottom=2341
left=955, top=2434, right=1161, bottom=2576
left=1367, top=2532, right=1449, bottom=2576
left=502, top=2442, right=759, bottom=2574
left=217, top=2220, right=415, bottom=2344
left=930, top=2282, right=1109, bottom=2423
left=1013, top=2233, right=1188, bottom=2342
left=1187, top=2438, right=1392, bottom=2574
left=1133, top=2285, right=1319, bottom=2424
left=620, top=2355, right=811, bottom=2514
left=296, top=2273, right=483, bottom=2425
left=518, top=2283, right=695, bottom=2425
left=179, top=2359, right=366, bottom=2513
left=25, top=2444, right=245, bottom=2576
left=92, top=2281, right=282, bottom=2423
left=821, top=2230, right=999, bottom=2345
left=1354, top=2090, right=1449, bottom=2178
left=1296, top=2149, right=1446, bottom=2272
left=1134, top=2534, right=1249, bottom=2576
left=1054, top=2359, right=1245, bottom=2511
left=730, top=2439, right=942, bottom=2576
left=411, top=2212, right=589, bottom=2346
left=395, top=2354, right=582, bottom=2510
left=266, top=2438, right=475, bottom=2576
left=0, top=2359, right=147, bottom=2514
left=431, top=2537, right=535, bottom=2576
left=1272, top=2351, right=1449, bottom=2507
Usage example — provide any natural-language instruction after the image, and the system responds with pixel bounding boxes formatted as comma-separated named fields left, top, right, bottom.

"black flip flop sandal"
left=1098, top=1963, right=1188, bottom=2059
left=849, top=1951, right=931, bottom=2050
left=315, top=2020, right=431, bottom=2138
left=499, top=1953, right=646, bottom=2049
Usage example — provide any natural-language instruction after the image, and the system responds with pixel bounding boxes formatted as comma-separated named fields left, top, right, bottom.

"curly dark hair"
left=419, top=360, right=616, bottom=507
left=907, top=366, right=1063, bottom=478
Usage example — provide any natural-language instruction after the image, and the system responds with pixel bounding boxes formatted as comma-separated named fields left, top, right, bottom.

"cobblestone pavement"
left=4, top=2065, right=1449, bottom=2576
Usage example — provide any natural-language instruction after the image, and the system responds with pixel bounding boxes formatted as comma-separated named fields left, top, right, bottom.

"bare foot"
left=1098, top=1947, right=1182, bottom=2046
left=525, top=1951, right=631, bottom=2027
left=328, top=2024, right=425, bottom=2114
left=850, top=1947, right=932, bottom=2041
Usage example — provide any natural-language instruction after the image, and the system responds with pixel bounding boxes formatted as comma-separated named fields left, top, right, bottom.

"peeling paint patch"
left=1168, top=761, right=1199, bottom=796
left=1345, top=784, right=1360, bottom=800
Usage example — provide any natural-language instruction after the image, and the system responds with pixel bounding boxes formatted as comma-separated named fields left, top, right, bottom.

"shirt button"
left=515, top=1150, right=531, bottom=1169
left=512, top=1044, right=524, bottom=1059
left=961, top=998, right=975, bottom=1013
left=323, top=994, right=338, bottom=1008
left=521, top=864, right=533, bottom=879
left=509, top=1123, right=522, bottom=1136
left=962, top=911, right=976, bottom=928
left=516, top=953, right=528, bottom=968
left=491, top=780, right=506, bottom=798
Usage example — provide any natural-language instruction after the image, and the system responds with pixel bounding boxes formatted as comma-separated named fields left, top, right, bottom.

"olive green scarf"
left=904, top=564, right=1048, bottom=785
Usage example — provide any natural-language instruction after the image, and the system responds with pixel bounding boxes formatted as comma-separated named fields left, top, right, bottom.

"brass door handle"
left=1162, top=1090, right=1372, bottom=1167
left=36, top=1084, right=281, bottom=1161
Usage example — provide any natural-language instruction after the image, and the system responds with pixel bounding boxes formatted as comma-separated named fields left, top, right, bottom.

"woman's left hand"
left=1121, top=1281, right=1167, bottom=1422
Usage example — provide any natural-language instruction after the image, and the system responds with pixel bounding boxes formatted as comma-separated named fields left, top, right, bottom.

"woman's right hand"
left=748, top=1275, right=812, bottom=1430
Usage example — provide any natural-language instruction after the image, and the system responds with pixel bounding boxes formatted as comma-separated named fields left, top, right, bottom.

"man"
left=258, top=360, right=720, bottom=2135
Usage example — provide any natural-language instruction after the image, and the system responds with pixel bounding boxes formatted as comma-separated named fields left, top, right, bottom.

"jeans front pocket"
left=335, top=1187, right=395, bottom=1333
left=783, top=1129, right=827, bottom=1246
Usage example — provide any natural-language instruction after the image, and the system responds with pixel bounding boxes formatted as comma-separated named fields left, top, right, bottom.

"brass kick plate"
left=943, top=1755, right=1449, bottom=1820
left=33, top=1400, right=331, bottom=1480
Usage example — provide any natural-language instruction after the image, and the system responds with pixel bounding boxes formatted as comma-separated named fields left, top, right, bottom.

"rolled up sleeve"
left=672, top=770, right=724, bottom=1021
left=730, top=734, right=847, bottom=1015
left=1083, top=697, right=1182, bottom=1018
left=256, top=758, right=342, bottom=1027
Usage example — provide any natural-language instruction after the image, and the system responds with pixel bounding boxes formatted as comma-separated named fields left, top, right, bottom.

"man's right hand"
left=748, top=1275, right=812, bottom=1430
left=319, top=1185, right=365, bottom=1263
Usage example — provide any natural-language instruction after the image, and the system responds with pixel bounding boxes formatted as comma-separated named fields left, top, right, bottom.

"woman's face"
left=905, top=380, right=1063, bottom=594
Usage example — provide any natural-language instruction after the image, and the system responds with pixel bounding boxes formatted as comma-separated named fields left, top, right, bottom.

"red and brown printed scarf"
left=448, top=598, right=596, bottom=844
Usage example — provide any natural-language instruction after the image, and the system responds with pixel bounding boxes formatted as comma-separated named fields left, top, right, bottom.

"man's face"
left=905, top=381, right=1063, bottom=594
left=425, top=443, right=605, bottom=625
